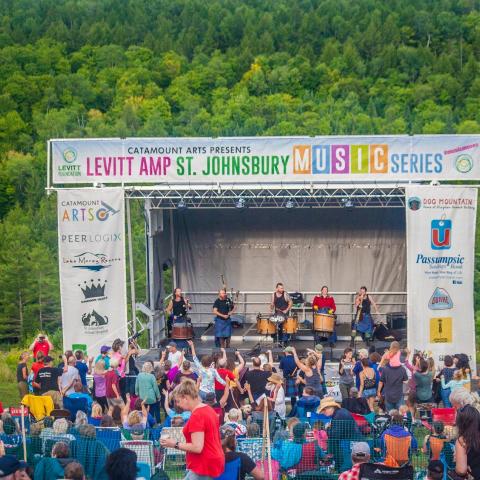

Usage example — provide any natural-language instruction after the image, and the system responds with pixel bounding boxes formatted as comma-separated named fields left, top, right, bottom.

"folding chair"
left=383, top=434, right=411, bottom=467
left=160, top=427, right=186, bottom=470
left=63, top=396, right=88, bottom=422
left=121, top=440, right=156, bottom=476
left=237, top=438, right=264, bottom=462
left=96, top=427, right=122, bottom=452
left=359, top=462, right=414, bottom=479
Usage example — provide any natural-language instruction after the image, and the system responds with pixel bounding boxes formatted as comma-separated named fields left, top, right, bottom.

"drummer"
left=312, top=285, right=337, bottom=345
left=213, top=288, right=235, bottom=348
left=165, top=287, right=191, bottom=336
left=270, top=282, right=293, bottom=345
left=353, top=286, right=379, bottom=345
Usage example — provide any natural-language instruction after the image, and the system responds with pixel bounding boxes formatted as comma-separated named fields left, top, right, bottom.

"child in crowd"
left=224, top=408, right=247, bottom=437
left=381, top=341, right=402, bottom=367
left=441, top=369, right=471, bottom=392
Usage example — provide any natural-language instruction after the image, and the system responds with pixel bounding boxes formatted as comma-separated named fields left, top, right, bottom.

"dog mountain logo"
left=407, top=197, right=421, bottom=211
left=79, top=279, right=107, bottom=303
left=81, top=309, right=108, bottom=327
left=428, top=287, right=453, bottom=310
left=431, top=218, right=452, bottom=250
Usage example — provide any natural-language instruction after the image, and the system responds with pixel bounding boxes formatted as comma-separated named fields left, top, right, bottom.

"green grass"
left=0, top=382, right=20, bottom=408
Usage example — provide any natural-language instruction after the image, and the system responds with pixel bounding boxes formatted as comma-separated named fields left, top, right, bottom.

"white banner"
left=57, top=188, right=128, bottom=356
left=51, top=135, right=480, bottom=184
left=406, top=186, right=477, bottom=365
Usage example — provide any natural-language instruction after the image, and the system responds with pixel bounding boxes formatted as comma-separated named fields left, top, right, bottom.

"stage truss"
left=125, top=183, right=407, bottom=209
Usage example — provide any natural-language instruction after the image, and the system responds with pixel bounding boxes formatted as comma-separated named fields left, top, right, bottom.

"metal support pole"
left=126, top=198, right=137, bottom=334
left=46, top=141, right=51, bottom=196
left=169, top=210, right=177, bottom=286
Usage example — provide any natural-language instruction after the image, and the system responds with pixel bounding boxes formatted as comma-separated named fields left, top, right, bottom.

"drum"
left=256, top=317, right=276, bottom=335
left=171, top=324, right=194, bottom=339
left=314, top=313, right=335, bottom=333
left=284, top=316, right=298, bottom=334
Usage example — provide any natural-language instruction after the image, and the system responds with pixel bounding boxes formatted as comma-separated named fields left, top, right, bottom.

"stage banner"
left=51, top=135, right=480, bottom=184
left=57, top=188, right=128, bottom=356
left=406, top=186, right=477, bottom=365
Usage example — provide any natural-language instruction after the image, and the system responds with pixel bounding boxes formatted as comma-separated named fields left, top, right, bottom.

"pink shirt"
left=111, top=352, right=126, bottom=377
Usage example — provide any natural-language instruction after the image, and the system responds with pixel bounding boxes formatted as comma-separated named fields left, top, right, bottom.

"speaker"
left=386, top=312, right=407, bottom=330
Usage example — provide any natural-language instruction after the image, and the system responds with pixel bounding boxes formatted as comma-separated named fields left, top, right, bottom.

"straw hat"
left=318, top=396, right=340, bottom=413
left=267, top=373, right=283, bottom=385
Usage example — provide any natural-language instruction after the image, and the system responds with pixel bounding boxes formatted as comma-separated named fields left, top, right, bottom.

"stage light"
left=235, top=198, right=246, bottom=209
left=344, top=199, right=354, bottom=209
left=177, top=199, right=187, bottom=210
left=285, top=200, right=294, bottom=209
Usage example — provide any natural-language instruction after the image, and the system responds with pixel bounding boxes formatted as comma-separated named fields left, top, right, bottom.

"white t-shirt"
left=168, top=350, right=182, bottom=367
left=61, top=366, right=80, bottom=396
left=274, top=386, right=286, bottom=419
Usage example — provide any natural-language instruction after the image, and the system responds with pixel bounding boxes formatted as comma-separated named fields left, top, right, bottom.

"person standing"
left=160, top=379, right=225, bottom=480
left=30, top=334, right=53, bottom=359
left=270, top=283, right=293, bottom=345
left=338, top=348, right=355, bottom=401
left=353, top=287, right=379, bottom=344
left=312, top=286, right=337, bottom=345
left=280, top=347, right=298, bottom=415
left=135, top=362, right=161, bottom=423
left=377, top=362, right=408, bottom=411
left=165, top=287, right=192, bottom=336
left=60, top=356, right=80, bottom=397
left=454, top=405, right=480, bottom=480
left=17, top=352, right=29, bottom=399
left=213, top=289, right=235, bottom=348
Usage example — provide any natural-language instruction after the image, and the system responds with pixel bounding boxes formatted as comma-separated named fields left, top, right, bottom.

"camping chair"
left=351, top=413, right=372, bottom=435
left=160, top=427, right=186, bottom=470
left=359, top=462, right=414, bottom=480
left=237, top=438, right=264, bottom=462
left=432, top=408, right=456, bottom=425
left=63, top=396, right=88, bottom=422
left=96, top=427, right=122, bottom=452
left=137, top=462, right=151, bottom=480
left=214, top=456, right=241, bottom=480
left=120, top=440, right=156, bottom=476
left=21, top=394, right=54, bottom=421
left=50, top=409, right=71, bottom=420
left=383, top=434, right=411, bottom=467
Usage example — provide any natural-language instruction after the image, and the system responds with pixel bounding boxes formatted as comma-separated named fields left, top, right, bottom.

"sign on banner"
left=406, top=186, right=477, bottom=366
left=57, top=188, right=128, bottom=356
left=51, top=135, right=480, bottom=184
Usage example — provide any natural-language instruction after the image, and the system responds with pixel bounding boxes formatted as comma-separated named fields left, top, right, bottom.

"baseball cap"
left=0, top=455, right=28, bottom=476
left=43, top=355, right=53, bottom=363
left=168, top=341, right=177, bottom=348
left=100, top=345, right=111, bottom=354
left=428, top=460, right=444, bottom=474
left=351, top=442, right=371, bottom=458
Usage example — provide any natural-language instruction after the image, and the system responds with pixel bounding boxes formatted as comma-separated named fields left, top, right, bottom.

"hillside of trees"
left=0, top=0, right=480, bottom=342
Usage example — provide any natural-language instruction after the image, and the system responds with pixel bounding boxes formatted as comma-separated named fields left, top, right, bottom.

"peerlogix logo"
left=431, top=218, right=452, bottom=250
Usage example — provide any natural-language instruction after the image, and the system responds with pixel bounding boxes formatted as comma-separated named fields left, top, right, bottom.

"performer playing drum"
left=270, top=282, right=293, bottom=345
left=312, top=285, right=337, bottom=345
left=213, top=288, right=235, bottom=348
left=353, top=286, right=379, bottom=345
left=165, top=287, right=191, bottom=336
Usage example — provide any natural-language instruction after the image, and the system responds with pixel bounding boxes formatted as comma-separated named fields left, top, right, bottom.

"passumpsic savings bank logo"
left=431, top=218, right=452, bottom=250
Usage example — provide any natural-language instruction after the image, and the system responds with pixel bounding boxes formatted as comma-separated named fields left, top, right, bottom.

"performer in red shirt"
left=312, top=286, right=337, bottom=345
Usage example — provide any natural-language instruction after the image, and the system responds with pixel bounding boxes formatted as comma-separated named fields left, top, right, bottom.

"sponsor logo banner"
left=51, top=135, right=480, bottom=184
left=57, top=188, right=127, bottom=356
left=406, top=186, right=477, bottom=365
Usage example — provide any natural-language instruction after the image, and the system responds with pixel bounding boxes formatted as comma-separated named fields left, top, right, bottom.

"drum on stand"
left=256, top=315, right=277, bottom=335
left=171, top=316, right=194, bottom=339
left=313, top=313, right=335, bottom=333
left=284, top=316, right=298, bottom=334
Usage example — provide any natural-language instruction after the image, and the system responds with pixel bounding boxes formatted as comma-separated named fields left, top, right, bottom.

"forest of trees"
left=1, top=0, right=480, bottom=342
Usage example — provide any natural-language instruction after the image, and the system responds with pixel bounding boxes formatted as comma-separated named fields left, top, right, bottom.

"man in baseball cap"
left=338, top=442, right=371, bottom=480
left=0, top=455, right=29, bottom=479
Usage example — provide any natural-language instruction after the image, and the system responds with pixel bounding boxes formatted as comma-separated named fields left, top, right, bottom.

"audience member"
left=338, top=442, right=371, bottom=480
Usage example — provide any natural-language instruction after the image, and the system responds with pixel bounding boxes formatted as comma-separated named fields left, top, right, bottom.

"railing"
left=165, top=291, right=407, bottom=326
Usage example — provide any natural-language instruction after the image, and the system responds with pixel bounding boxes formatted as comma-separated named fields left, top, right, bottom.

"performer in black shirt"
left=165, top=287, right=191, bottom=336
left=270, top=282, right=293, bottom=345
left=213, top=288, right=235, bottom=348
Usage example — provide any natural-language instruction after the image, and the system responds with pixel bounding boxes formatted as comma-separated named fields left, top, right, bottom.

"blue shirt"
left=75, top=361, right=89, bottom=387
left=95, top=354, right=110, bottom=369
left=69, top=392, right=93, bottom=412
left=279, top=355, right=297, bottom=376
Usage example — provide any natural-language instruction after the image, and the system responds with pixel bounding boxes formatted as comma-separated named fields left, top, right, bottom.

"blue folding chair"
left=96, top=427, right=122, bottom=452
left=63, top=396, right=88, bottom=422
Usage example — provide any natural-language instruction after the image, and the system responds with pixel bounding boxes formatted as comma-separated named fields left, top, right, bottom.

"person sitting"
left=133, top=397, right=156, bottom=428
left=380, top=411, right=418, bottom=466
left=224, top=408, right=247, bottom=437
left=272, top=422, right=325, bottom=473
left=105, top=448, right=138, bottom=480
left=120, top=398, right=148, bottom=430
left=296, top=387, right=321, bottom=418
left=163, top=389, right=192, bottom=426
left=218, top=425, right=264, bottom=480
left=63, top=461, right=86, bottom=480
left=88, top=403, right=103, bottom=427
left=99, top=415, right=115, bottom=427
left=422, top=421, right=449, bottom=461
left=341, top=386, right=371, bottom=415
left=338, top=442, right=371, bottom=480
left=68, top=381, right=93, bottom=413
left=74, top=411, right=88, bottom=429
left=34, top=441, right=75, bottom=480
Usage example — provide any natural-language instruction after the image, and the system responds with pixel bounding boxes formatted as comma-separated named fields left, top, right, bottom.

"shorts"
left=107, top=397, right=125, bottom=408
left=363, top=388, right=376, bottom=398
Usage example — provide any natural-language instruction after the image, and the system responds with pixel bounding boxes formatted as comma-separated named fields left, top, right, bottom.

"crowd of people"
left=2, top=333, right=479, bottom=479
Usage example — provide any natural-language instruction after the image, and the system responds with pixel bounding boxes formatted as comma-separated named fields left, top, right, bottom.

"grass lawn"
left=0, top=382, right=20, bottom=408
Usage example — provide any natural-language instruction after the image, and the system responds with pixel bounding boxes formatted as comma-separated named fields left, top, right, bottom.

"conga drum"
left=284, top=316, right=298, bottom=334
left=256, top=316, right=276, bottom=335
left=314, top=313, right=335, bottom=333
left=171, top=317, right=194, bottom=339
